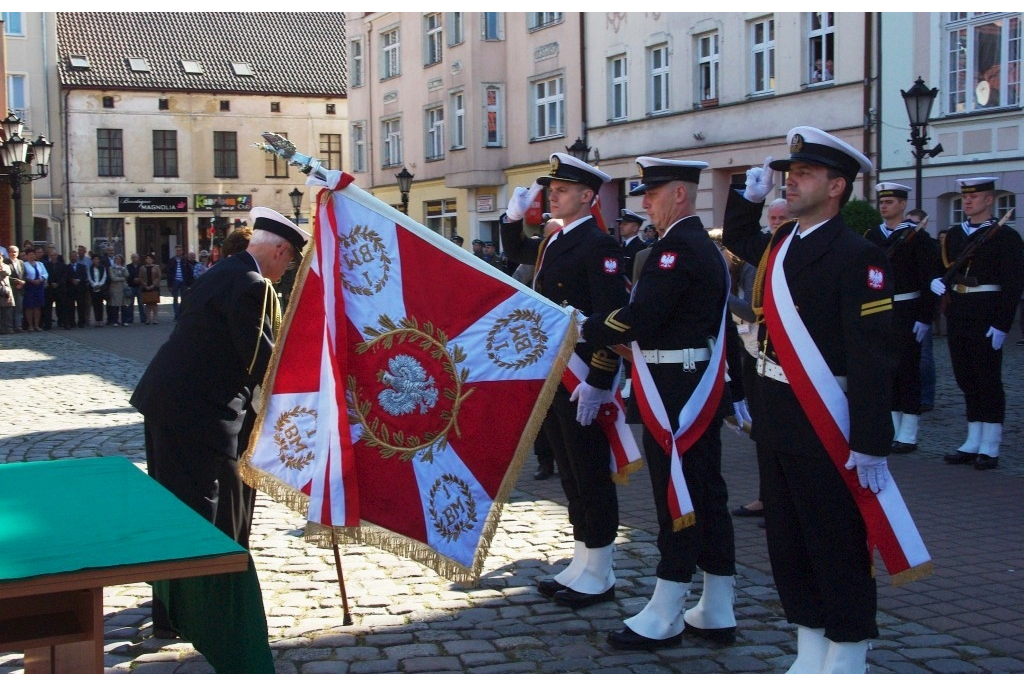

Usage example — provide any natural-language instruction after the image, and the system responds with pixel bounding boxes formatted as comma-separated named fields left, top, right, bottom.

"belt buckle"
left=756, top=354, right=766, bottom=377
left=953, top=284, right=968, bottom=294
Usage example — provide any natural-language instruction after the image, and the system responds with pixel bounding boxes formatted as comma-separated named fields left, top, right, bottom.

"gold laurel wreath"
left=273, top=406, right=318, bottom=470
left=427, top=473, right=479, bottom=543
left=347, top=314, right=474, bottom=463
left=340, top=224, right=392, bottom=297
left=485, top=308, right=548, bottom=370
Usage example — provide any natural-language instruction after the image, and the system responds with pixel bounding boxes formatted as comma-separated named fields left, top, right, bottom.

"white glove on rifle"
left=743, top=157, right=775, bottom=204
left=912, top=321, right=930, bottom=344
left=844, top=451, right=890, bottom=493
left=930, top=278, right=946, bottom=296
left=570, top=381, right=612, bottom=427
left=505, top=182, right=544, bottom=222
left=986, top=326, right=1006, bottom=350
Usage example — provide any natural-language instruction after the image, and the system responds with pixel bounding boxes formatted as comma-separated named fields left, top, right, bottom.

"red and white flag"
left=242, top=173, right=576, bottom=583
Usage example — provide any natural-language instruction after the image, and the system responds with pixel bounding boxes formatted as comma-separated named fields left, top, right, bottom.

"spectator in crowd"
left=6, top=245, right=26, bottom=332
left=20, top=246, right=48, bottom=332
left=41, top=244, right=65, bottom=330
left=166, top=245, right=193, bottom=320
left=125, top=253, right=144, bottom=325
left=221, top=228, right=253, bottom=259
left=87, top=254, right=109, bottom=327
left=67, top=250, right=91, bottom=328
left=642, top=224, right=658, bottom=246
left=194, top=250, right=212, bottom=279
left=107, top=254, right=129, bottom=326
left=138, top=253, right=163, bottom=325
left=0, top=254, right=15, bottom=333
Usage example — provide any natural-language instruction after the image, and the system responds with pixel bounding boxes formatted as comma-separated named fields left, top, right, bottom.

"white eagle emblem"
left=659, top=252, right=678, bottom=269
left=378, top=354, right=439, bottom=416
left=603, top=257, right=619, bottom=274
left=867, top=266, right=885, bottom=290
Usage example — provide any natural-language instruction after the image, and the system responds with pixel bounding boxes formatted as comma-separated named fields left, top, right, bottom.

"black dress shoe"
left=537, top=578, right=567, bottom=597
left=552, top=586, right=615, bottom=608
left=533, top=464, right=554, bottom=480
left=607, top=626, right=682, bottom=650
left=684, top=621, right=737, bottom=646
left=152, top=627, right=180, bottom=640
left=731, top=504, right=764, bottom=518
left=944, top=451, right=978, bottom=465
left=891, top=441, right=918, bottom=454
left=974, top=454, right=999, bottom=470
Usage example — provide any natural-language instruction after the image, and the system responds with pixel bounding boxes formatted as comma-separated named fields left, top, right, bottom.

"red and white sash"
left=763, top=229, right=932, bottom=584
left=627, top=265, right=729, bottom=531
left=562, top=353, right=643, bottom=483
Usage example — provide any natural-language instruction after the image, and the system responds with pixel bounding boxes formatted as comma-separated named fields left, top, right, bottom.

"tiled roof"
left=56, top=12, right=346, bottom=97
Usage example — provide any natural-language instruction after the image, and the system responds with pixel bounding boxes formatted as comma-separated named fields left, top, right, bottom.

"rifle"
left=884, top=216, right=928, bottom=260
left=940, top=208, right=1015, bottom=287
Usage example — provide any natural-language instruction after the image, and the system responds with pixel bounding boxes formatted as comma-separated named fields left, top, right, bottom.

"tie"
left=532, top=228, right=563, bottom=290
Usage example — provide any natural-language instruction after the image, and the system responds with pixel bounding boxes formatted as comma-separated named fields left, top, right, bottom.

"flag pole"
left=331, top=530, right=354, bottom=626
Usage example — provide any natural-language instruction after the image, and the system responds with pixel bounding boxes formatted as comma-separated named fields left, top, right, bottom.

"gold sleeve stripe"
left=591, top=349, right=618, bottom=372
left=861, top=302, right=893, bottom=316
left=603, top=309, right=630, bottom=332
left=861, top=298, right=892, bottom=312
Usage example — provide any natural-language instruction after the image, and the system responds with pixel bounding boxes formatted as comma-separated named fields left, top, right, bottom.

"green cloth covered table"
left=0, top=457, right=272, bottom=673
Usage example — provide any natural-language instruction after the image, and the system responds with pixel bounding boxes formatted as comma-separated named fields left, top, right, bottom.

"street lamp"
left=289, top=187, right=304, bottom=223
left=395, top=167, right=414, bottom=215
left=900, top=77, right=943, bottom=210
left=566, top=136, right=591, bottom=163
left=1, top=111, right=53, bottom=245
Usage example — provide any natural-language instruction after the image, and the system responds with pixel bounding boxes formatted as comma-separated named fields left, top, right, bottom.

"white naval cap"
left=250, top=206, right=311, bottom=253
left=876, top=182, right=912, bottom=199
left=770, top=126, right=872, bottom=179
left=957, top=177, right=998, bottom=193
left=536, top=152, right=611, bottom=194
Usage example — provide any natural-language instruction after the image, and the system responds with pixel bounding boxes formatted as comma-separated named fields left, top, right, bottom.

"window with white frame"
left=382, top=117, right=402, bottom=167
left=751, top=17, right=776, bottom=95
left=381, top=27, right=400, bottom=80
left=448, top=12, right=464, bottom=46
left=648, top=44, right=670, bottom=114
left=351, top=122, right=366, bottom=172
left=425, top=13, right=443, bottom=66
left=946, top=13, right=1021, bottom=113
left=528, top=13, right=563, bottom=30
left=6, top=74, right=27, bottom=121
left=533, top=75, right=564, bottom=139
left=609, top=55, right=628, bottom=121
left=808, top=13, right=835, bottom=84
left=698, top=32, right=720, bottom=103
left=484, top=85, right=504, bottom=147
left=425, top=198, right=458, bottom=237
left=450, top=91, right=466, bottom=149
left=426, top=105, right=445, bottom=160
left=483, top=13, right=502, bottom=41
left=2, top=12, right=24, bottom=36
left=350, top=38, right=364, bottom=87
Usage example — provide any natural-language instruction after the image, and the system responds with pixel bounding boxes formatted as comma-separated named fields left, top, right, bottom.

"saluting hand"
left=743, top=157, right=775, bottom=203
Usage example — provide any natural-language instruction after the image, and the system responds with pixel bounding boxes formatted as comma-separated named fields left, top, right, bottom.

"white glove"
left=505, top=182, right=544, bottom=222
left=305, top=168, right=345, bottom=191
left=930, top=278, right=946, bottom=296
left=912, top=321, right=930, bottom=344
left=844, top=451, right=890, bottom=493
left=986, top=326, right=1006, bottom=350
left=735, top=399, right=753, bottom=426
left=570, top=381, right=612, bottom=427
left=743, top=156, right=775, bottom=204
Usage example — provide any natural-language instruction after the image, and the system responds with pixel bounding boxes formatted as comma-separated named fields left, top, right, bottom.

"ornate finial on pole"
left=252, top=132, right=329, bottom=182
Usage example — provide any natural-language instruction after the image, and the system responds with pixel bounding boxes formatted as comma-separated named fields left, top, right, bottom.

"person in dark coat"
left=501, top=152, right=627, bottom=609
left=616, top=209, right=647, bottom=285
left=723, top=126, right=895, bottom=673
left=584, top=157, right=736, bottom=651
left=130, top=207, right=308, bottom=660
left=931, top=177, right=1024, bottom=470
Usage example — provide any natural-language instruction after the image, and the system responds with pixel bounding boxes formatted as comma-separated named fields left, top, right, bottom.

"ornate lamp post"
left=1, top=111, right=53, bottom=246
left=566, top=136, right=591, bottom=163
left=395, top=166, right=414, bottom=215
left=900, top=77, right=943, bottom=211
left=289, top=187, right=304, bottom=223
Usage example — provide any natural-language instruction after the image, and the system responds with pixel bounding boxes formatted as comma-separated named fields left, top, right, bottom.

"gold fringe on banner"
left=890, top=560, right=934, bottom=587
left=610, top=458, right=643, bottom=485
left=672, top=511, right=697, bottom=532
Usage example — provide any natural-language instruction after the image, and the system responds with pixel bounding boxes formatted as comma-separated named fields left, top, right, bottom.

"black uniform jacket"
left=621, top=235, right=646, bottom=284
left=941, top=221, right=1024, bottom=332
left=864, top=225, right=940, bottom=325
left=722, top=191, right=895, bottom=457
left=131, top=250, right=276, bottom=457
left=501, top=214, right=628, bottom=390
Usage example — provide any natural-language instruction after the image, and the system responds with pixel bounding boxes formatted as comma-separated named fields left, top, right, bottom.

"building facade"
left=55, top=12, right=347, bottom=262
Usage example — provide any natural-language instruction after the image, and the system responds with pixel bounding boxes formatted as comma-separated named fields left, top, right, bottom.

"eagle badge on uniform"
left=867, top=266, right=885, bottom=290
left=603, top=257, right=619, bottom=274
left=659, top=252, right=678, bottom=270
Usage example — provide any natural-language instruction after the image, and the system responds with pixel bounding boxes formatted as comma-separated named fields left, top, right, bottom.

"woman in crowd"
left=107, top=254, right=129, bottom=326
left=21, top=247, right=48, bottom=332
left=87, top=253, right=108, bottom=327
left=137, top=252, right=162, bottom=324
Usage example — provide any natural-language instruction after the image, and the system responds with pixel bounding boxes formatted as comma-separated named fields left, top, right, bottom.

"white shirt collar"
left=796, top=218, right=830, bottom=238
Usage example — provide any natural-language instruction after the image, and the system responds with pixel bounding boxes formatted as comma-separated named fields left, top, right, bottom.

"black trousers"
left=741, top=351, right=767, bottom=503
left=544, top=387, right=618, bottom=548
left=948, top=314, right=1005, bottom=422
left=763, top=444, right=877, bottom=643
left=891, top=317, right=922, bottom=414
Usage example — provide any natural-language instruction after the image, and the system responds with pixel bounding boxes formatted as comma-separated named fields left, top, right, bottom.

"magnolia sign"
left=118, top=196, right=188, bottom=213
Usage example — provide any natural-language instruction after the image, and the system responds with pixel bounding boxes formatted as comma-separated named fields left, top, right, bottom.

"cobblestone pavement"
left=1, top=304, right=1022, bottom=673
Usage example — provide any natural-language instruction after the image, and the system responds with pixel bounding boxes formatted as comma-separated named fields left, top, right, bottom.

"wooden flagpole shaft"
left=331, top=531, right=354, bottom=626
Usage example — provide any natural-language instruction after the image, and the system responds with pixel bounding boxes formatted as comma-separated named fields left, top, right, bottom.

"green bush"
left=841, top=199, right=882, bottom=236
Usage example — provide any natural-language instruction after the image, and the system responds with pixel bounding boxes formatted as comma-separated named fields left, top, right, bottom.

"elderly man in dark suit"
left=131, top=207, right=308, bottom=654
left=501, top=152, right=628, bottom=609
